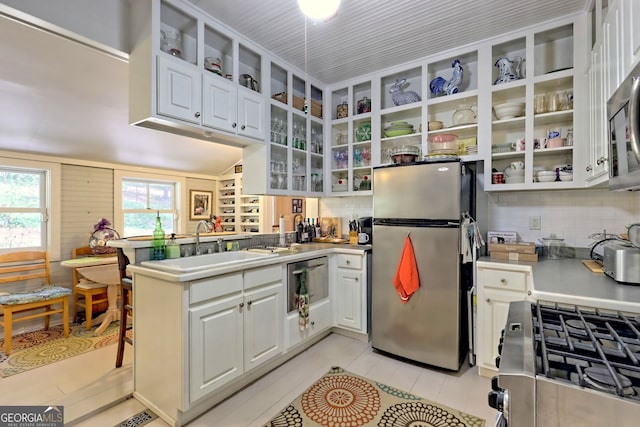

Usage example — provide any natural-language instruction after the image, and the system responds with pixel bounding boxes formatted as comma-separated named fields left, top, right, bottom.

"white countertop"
left=478, top=257, right=640, bottom=313
left=128, top=243, right=371, bottom=283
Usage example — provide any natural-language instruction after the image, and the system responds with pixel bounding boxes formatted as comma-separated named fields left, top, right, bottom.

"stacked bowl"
left=384, top=121, right=415, bottom=137
left=536, top=170, right=556, bottom=182
left=427, top=134, right=458, bottom=154
left=493, top=102, right=525, bottom=120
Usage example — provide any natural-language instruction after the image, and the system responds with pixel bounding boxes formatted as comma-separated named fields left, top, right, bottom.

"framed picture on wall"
left=190, top=190, right=212, bottom=220
left=292, top=198, right=303, bottom=213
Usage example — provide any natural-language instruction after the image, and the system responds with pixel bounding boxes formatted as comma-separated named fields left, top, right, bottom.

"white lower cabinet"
left=189, top=291, right=243, bottom=402
left=333, top=253, right=367, bottom=334
left=188, top=265, right=283, bottom=406
left=243, top=266, right=284, bottom=372
left=476, top=263, right=533, bottom=377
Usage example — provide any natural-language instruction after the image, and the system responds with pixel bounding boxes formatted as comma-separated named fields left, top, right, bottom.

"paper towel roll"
left=279, top=215, right=286, bottom=246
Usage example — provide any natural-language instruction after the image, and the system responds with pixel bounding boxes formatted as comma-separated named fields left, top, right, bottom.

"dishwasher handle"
left=292, top=261, right=326, bottom=275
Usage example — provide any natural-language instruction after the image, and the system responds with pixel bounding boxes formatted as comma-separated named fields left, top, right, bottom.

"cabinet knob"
left=486, top=298, right=491, bottom=303
left=597, top=157, right=608, bottom=165
left=500, top=278, right=507, bottom=284
left=346, top=260, right=350, bottom=265
left=527, top=291, right=531, bottom=296
left=232, top=122, right=237, bottom=128
left=311, top=321, right=316, bottom=326
left=586, top=165, right=593, bottom=172
left=355, top=277, right=359, bottom=282
left=247, top=300, right=253, bottom=307
left=241, top=125, right=246, bottom=130
left=195, top=112, right=201, bottom=118
left=239, top=302, right=244, bottom=308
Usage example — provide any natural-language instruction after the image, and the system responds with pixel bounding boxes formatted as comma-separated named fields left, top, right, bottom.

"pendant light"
left=297, top=0, right=340, bottom=21
left=303, top=16, right=309, bottom=114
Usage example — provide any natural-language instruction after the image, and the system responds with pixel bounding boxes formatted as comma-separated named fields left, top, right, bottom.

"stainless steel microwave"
left=608, top=61, right=640, bottom=191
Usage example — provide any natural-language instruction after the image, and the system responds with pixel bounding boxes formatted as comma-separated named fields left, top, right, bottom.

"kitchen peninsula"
left=112, top=238, right=370, bottom=427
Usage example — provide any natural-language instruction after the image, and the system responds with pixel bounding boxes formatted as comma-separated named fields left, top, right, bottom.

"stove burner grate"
left=583, top=366, right=635, bottom=396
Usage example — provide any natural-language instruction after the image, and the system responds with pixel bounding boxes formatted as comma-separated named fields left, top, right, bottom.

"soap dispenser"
left=166, top=233, right=180, bottom=259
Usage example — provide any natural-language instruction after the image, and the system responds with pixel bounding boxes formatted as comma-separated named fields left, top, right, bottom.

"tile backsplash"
left=319, top=188, right=640, bottom=249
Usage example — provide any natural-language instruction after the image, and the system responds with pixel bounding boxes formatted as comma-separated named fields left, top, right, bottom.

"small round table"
left=61, top=256, right=120, bottom=335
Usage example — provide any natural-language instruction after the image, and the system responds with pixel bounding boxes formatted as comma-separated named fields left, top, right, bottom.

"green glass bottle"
left=152, top=211, right=166, bottom=260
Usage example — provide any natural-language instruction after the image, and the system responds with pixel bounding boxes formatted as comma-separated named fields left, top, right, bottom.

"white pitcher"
left=494, top=56, right=523, bottom=85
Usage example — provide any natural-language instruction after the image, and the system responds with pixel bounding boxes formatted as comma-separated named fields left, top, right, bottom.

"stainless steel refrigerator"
left=371, top=160, right=473, bottom=371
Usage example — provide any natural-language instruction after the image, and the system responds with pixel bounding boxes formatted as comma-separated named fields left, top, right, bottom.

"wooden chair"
left=0, top=251, right=72, bottom=355
left=115, top=247, right=133, bottom=368
left=72, top=246, right=109, bottom=329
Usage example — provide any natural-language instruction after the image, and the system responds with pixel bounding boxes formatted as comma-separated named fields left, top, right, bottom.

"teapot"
left=494, top=56, right=524, bottom=85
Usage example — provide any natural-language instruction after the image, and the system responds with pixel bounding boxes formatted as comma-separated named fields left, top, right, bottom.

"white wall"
left=319, top=188, right=640, bottom=248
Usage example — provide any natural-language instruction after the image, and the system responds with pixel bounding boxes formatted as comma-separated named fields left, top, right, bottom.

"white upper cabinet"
left=129, top=0, right=269, bottom=147
left=243, top=60, right=325, bottom=197
left=157, top=56, right=202, bottom=124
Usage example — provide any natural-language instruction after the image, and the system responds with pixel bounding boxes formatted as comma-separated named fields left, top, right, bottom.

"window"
left=121, top=178, right=178, bottom=237
left=114, top=170, right=185, bottom=238
left=0, top=159, right=61, bottom=259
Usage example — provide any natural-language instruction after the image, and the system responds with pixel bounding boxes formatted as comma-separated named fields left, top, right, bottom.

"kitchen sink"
left=140, top=250, right=278, bottom=274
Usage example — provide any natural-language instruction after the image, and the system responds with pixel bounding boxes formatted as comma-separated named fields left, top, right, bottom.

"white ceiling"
left=189, top=0, right=589, bottom=85
left=0, top=0, right=589, bottom=177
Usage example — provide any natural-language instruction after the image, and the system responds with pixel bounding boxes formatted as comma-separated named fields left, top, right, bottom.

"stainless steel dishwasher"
left=286, top=256, right=328, bottom=312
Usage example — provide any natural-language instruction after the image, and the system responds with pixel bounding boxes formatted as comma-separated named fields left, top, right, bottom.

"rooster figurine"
left=429, top=59, right=463, bottom=97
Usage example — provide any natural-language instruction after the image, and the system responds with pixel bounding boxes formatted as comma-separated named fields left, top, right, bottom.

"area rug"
left=0, top=322, right=123, bottom=378
left=264, top=367, right=485, bottom=427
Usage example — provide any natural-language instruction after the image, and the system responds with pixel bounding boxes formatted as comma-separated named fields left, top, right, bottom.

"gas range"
left=489, top=300, right=640, bottom=427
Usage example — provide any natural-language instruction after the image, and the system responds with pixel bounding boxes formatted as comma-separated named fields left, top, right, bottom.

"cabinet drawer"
left=336, top=254, right=362, bottom=270
left=190, top=272, right=243, bottom=304
left=244, top=265, right=282, bottom=290
left=478, top=268, right=527, bottom=292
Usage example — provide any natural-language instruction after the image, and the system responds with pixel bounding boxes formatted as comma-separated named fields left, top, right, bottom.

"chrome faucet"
left=195, top=220, right=211, bottom=256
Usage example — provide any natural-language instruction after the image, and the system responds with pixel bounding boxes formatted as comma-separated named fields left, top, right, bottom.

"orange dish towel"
left=393, top=235, right=420, bottom=303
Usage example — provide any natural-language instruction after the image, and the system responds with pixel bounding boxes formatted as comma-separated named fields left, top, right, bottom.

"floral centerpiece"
left=89, top=218, right=120, bottom=255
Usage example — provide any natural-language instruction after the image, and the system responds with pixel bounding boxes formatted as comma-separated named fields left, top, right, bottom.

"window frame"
left=0, top=158, right=61, bottom=260
left=113, top=170, right=185, bottom=237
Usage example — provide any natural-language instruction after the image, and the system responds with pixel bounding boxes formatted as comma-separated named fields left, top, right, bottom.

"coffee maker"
left=358, top=217, right=372, bottom=245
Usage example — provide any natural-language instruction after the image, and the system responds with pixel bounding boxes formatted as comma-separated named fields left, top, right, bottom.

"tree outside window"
left=0, top=169, right=47, bottom=250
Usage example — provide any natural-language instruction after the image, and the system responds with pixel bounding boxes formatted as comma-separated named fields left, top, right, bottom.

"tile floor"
left=1, top=333, right=498, bottom=426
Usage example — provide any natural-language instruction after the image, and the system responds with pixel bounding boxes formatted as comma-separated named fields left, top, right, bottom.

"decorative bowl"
left=355, top=122, right=371, bottom=142
left=384, top=128, right=414, bottom=137
left=427, top=133, right=458, bottom=154
left=537, top=175, right=556, bottom=183
left=493, top=102, right=525, bottom=120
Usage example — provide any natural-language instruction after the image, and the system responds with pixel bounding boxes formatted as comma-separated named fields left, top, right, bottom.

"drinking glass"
left=534, top=94, right=547, bottom=114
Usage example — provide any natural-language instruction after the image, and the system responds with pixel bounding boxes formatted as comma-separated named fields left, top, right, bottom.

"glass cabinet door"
left=270, top=105, right=288, bottom=192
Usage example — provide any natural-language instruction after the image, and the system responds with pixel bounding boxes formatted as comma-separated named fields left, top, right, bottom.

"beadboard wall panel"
left=55, top=165, right=114, bottom=287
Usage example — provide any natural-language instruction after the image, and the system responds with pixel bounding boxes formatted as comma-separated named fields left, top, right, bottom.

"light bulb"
left=297, top=0, right=340, bottom=21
